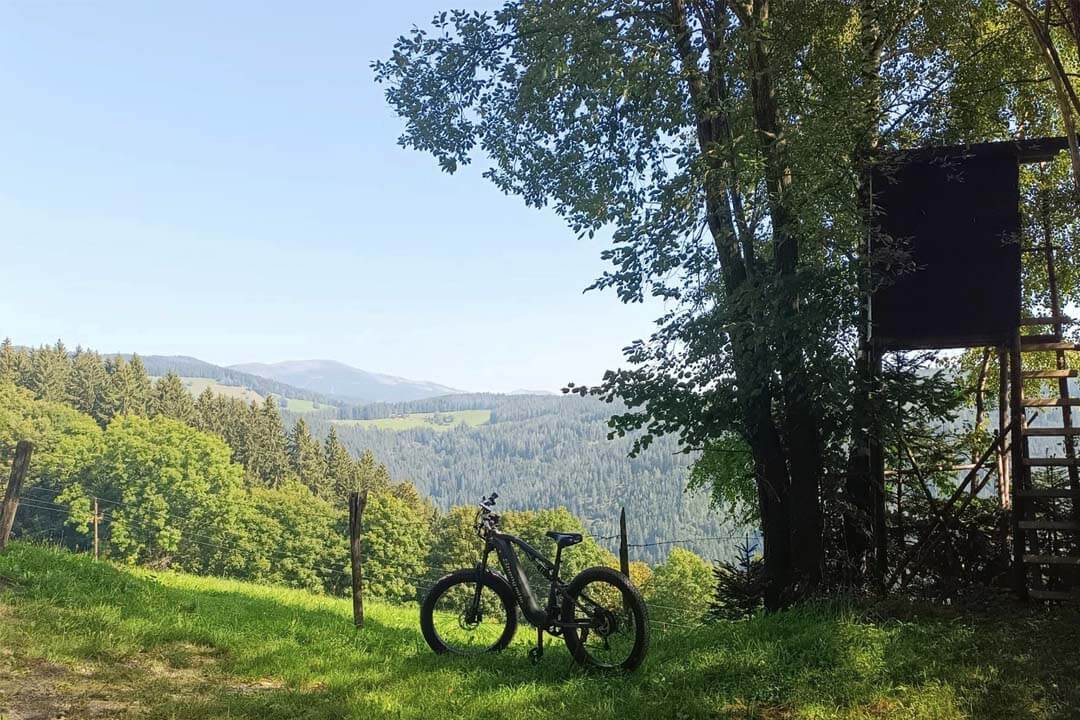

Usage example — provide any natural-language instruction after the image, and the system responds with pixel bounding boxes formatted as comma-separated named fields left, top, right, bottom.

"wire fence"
left=7, top=488, right=760, bottom=632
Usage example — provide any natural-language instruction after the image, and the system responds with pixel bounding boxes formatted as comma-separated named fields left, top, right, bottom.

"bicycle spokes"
left=429, top=580, right=510, bottom=655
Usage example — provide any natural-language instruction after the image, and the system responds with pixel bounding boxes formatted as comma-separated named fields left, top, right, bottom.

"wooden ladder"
left=1010, top=191, right=1080, bottom=601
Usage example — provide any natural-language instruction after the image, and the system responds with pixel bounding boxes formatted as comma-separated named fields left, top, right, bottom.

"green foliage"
left=644, top=547, right=714, bottom=625
left=60, top=415, right=246, bottom=568
left=710, top=538, right=766, bottom=621
left=362, top=492, right=433, bottom=601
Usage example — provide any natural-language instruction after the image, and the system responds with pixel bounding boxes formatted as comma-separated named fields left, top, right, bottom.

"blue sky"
left=0, top=1, right=659, bottom=393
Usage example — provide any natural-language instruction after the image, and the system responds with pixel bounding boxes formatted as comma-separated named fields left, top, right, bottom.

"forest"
left=0, top=339, right=727, bottom=623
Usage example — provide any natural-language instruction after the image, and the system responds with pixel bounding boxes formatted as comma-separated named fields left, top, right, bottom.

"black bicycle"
left=419, top=493, right=649, bottom=670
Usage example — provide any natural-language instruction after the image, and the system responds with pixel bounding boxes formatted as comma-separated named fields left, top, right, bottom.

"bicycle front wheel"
left=420, top=569, right=518, bottom=656
left=561, top=566, right=649, bottom=671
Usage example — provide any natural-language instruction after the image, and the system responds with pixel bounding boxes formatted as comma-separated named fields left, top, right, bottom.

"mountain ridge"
left=230, top=358, right=463, bottom=403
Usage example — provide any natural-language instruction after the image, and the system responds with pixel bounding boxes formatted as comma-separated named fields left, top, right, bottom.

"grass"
left=1, top=543, right=1079, bottom=720
left=171, top=377, right=264, bottom=405
left=282, top=397, right=327, bottom=413
left=334, top=409, right=492, bottom=432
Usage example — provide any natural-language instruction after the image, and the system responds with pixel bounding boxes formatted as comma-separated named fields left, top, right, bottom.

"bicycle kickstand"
left=528, top=628, right=544, bottom=664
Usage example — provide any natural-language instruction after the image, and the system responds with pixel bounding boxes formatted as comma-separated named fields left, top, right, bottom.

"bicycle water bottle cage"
left=545, top=531, right=583, bottom=547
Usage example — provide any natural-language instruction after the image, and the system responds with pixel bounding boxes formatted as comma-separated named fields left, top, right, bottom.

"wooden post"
left=618, top=507, right=629, bottom=578
left=93, top=497, right=100, bottom=561
left=997, top=347, right=1011, bottom=508
left=870, top=344, right=888, bottom=587
left=348, top=490, right=368, bottom=629
left=0, top=441, right=34, bottom=552
left=1010, top=329, right=1029, bottom=599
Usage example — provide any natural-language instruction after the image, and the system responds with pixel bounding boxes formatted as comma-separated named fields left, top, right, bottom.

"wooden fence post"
left=93, top=497, right=100, bottom=561
left=0, top=441, right=34, bottom=552
left=618, top=507, right=630, bottom=578
left=349, top=490, right=368, bottom=629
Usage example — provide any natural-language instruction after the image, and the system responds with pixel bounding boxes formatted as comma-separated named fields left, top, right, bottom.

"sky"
left=0, top=1, right=660, bottom=394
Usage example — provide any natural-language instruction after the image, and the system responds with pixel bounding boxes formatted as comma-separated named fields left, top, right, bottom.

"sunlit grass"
left=1, top=543, right=1078, bottom=719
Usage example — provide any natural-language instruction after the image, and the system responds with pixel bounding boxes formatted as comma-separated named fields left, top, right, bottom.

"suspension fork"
left=469, top=544, right=493, bottom=619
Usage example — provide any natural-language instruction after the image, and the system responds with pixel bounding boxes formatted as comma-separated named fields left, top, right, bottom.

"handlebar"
left=475, top=492, right=500, bottom=536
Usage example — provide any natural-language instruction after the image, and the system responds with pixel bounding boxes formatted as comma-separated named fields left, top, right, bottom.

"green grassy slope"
left=334, top=409, right=491, bottom=432
left=1, top=543, right=1079, bottom=720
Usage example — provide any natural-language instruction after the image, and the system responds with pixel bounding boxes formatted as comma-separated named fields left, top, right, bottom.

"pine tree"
left=709, top=538, right=766, bottom=621
left=323, top=426, right=355, bottom=499
left=68, top=347, right=109, bottom=424
left=26, top=340, right=71, bottom=402
left=0, top=338, right=21, bottom=385
left=152, top=373, right=196, bottom=424
left=287, top=418, right=327, bottom=495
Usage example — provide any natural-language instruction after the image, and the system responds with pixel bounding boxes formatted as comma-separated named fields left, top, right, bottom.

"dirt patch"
left=0, top=656, right=142, bottom=720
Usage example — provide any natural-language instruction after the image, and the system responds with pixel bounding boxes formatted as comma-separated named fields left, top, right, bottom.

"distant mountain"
left=121, top=355, right=343, bottom=407
left=230, top=359, right=464, bottom=403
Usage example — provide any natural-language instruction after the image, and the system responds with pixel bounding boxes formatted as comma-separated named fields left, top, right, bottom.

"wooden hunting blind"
left=870, top=139, right=1067, bottom=350
left=865, top=137, right=1080, bottom=602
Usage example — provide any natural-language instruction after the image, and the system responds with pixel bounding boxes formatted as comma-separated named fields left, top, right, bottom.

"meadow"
left=334, top=409, right=492, bottom=432
left=1, top=543, right=1078, bottom=719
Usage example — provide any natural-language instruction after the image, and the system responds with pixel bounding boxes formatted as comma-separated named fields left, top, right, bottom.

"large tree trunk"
left=737, top=0, right=824, bottom=592
left=843, top=0, right=886, bottom=585
left=669, top=0, right=798, bottom=608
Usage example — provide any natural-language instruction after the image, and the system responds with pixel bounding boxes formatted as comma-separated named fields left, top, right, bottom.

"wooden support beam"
left=1018, top=519, right=1080, bottom=531
left=1022, top=369, right=1078, bottom=379
left=1024, top=397, right=1080, bottom=407
left=1023, top=458, right=1080, bottom=467
left=1023, top=427, right=1080, bottom=437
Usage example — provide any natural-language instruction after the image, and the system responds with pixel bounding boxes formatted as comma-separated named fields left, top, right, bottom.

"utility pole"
left=93, top=497, right=100, bottom=561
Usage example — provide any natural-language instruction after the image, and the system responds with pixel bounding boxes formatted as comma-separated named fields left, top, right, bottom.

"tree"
left=362, top=491, right=434, bottom=601
left=644, top=547, right=715, bottom=625
left=375, top=1, right=1063, bottom=606
left=68, top=348, right=109, bottom=424
left=61, top=415, right=245, bottom=568
left=287, top=418, right=328, bottom=496
left=152, top=373, right=196, bottom=425
left=323, top=426, right=356, bottom=499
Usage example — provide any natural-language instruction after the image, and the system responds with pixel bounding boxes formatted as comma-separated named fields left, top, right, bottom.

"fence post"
left=349, top=490, right=368, bottom=629
left=0, top=441, right=34, bottom=552
left=93, top=497, right=100, bottom=561
left=619, top=507, right=629, bottom=577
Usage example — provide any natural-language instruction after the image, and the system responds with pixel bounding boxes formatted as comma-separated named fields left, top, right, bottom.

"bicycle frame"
left=474, top=530, right=593, bottom=631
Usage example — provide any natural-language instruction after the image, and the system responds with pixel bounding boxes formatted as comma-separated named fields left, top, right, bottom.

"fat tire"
left=420, top=568, right=518, bottom=655
left=561, top=565, right=649, bottom=671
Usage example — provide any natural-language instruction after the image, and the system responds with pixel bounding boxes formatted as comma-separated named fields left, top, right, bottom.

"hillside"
left=2, top=543, right=1078, bottom=720
left=128, top=355, right=343, bottom=408
left=232, top=359, right=463, bottom=403
left=312, top=393, right=742, bottom=564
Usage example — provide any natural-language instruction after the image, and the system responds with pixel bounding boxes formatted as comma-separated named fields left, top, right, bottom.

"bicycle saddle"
left=546, top=530, right=583, bottom=547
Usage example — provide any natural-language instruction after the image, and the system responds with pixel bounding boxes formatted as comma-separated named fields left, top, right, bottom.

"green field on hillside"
left=1, top=543, right=1078, bottom=719
left=335, top=409, right=491, bottom=432
left=151, top=377, right=326, bottom=414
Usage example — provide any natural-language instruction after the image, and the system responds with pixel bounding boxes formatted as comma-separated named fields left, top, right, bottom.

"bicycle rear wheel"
left=561, top=566, right=649, bottom=671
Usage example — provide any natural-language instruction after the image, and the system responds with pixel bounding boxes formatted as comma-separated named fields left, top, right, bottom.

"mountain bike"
left=419, top=493, right=649, bottom=671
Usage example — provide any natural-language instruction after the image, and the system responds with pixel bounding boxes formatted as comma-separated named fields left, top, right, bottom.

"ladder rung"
left=1018, top=519, right=1080, bottom=530
left=1015, top=488, right=1080, bottom=498
left=1021, top=333, right=1060, bottom=344
left=1023, top=458, right=1080, bottom=467
left=1023, top=427, right=1080, bottom=437
left=1021, top=369, right=1078, bottom=379
left=1021, top=316, right=1075, bottom=326
left=1029, top=589, right=1080, bottom=601
left=1020, top=342, right=1080, bottom=352
left=1023, top=397, right=1080, bottom=407
left=1023, top=554, right=1080, bottom=565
